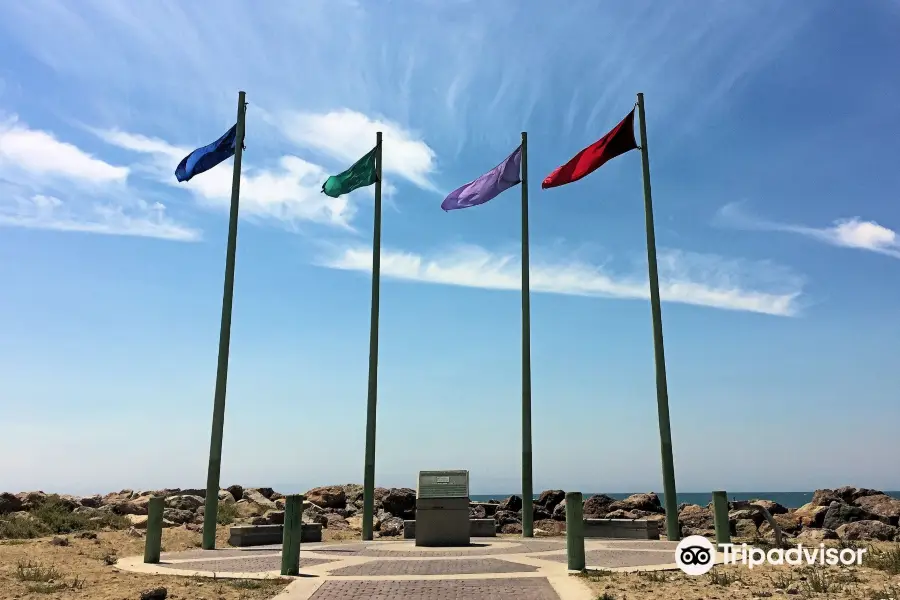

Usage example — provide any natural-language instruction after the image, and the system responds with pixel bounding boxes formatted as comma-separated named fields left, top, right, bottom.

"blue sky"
left=1, top=0, right=898, bottom=496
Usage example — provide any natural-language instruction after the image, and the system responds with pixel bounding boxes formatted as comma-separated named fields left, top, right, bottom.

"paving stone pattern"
left=309, top=578, right=561, bottom=600
left=164, top=555, right=334, bottom=572
left=329, top=558, right=540, bottom=576
left=160, top=548, right=279, bottom=561
left=540, top=549, right=675, bottom=568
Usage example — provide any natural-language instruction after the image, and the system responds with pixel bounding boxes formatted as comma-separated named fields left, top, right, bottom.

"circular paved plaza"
left=116, top=538, right=684, bottom=600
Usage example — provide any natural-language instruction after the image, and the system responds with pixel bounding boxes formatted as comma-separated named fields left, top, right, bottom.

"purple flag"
left=441, top=145, right=522, bottom=211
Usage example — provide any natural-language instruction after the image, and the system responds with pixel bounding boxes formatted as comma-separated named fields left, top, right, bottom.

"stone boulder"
left=472, top=502, right=498, bottom=517
left=165, top=495, right=204, bottom=511
left=15, top=491, right=48, bottom=510
left=380, top=516, right=404, bottom=536
left=621, top=493, right=663, bottom=513
left=324, top=513, right=350, bottom=530
left=605, top=509, right=641, bottom=520
left=226, top=485, right=244, bottom=502
left=110, top=500, right=149, bottom=516
left=234, top=500, right=268, bottom=518
left=793, top=503, right=829, bottom=528
left=305, top=486, right=347, bottom=509
left=812, top=487, right=881, bottom=507
left=497, top=495, right=522, bottom=513
left=343, top=484, right=364, bottom=507
left=822, top=501, right=890, bottom=530
left=536, top=490, right=565, bottom=513
left=551, top=499, right=567, bottom=521
left=263, top=510, right=285, bottom=525
left=835, top=520, right=898, bottom=541
left=347, top=514, right=381, bottom=532
left=162, top=508, right=194, bottom=525
left=242, top=489, right=277, bottom=509
left=79, top=495, right=102, bottom=509
left=734, top=518, right=758, bottom=538
left=749, top=499, right=788, bottom=515
left=500, top=522, right=522, bottom=534
left=758, top=513, right=803, bottom=535
left=494, top=510, right=521, bottom=527
left=795, top=528, right=838, bottom=542
left=854, top=494, right=900, bottom=526
left=582, top=494, right=616, bottom=518
left=729, top=508, right=764, bottom=527
left=218, top=490, right=236, bottom=504
left=382, top=488, right=416, bottom=518
left=678, top=504, right=713, bottom=531
left=470, top=504, right=487, bottom=519
left=302, top=503, right=328, bottom=526
left=532, top=505, right=552, bottom=521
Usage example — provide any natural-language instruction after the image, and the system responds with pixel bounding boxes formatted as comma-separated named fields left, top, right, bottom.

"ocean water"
left=469, top=491, right=900, bottom=509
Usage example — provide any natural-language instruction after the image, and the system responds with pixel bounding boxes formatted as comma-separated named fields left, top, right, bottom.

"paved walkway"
left=116, top=538, right=687, bottom=599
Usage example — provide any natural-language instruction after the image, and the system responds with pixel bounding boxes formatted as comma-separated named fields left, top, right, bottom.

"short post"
left=281, top=494, right=303, bottom=576
left=143, top=496, right=164, bottom=564
left=565, top=492, right=585, bottom=571
left=712, top=490, right=731, bottom=547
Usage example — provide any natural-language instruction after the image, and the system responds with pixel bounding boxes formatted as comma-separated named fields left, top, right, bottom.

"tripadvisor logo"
left=675, top=535, right=867, bottom=575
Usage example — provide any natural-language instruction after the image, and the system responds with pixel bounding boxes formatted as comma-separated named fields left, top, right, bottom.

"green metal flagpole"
left=202, top=90, right=247, bottom=550
left=520, top=131, right=534, bottom=538
left=362, top=131, right=383, bottom=542
left=636, top=92, right=680, bottom=542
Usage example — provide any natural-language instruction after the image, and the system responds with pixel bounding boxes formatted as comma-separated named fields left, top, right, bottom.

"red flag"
left=542, top=109, right=638, bottom=189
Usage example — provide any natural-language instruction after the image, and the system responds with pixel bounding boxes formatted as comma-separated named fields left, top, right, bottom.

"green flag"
left=322, top=146, right=378, bottom=197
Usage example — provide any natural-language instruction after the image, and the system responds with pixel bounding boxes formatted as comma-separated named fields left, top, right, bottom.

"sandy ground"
left=581, top=546, right=900, bottom=600
left=0, top=526, right=289, bottom=600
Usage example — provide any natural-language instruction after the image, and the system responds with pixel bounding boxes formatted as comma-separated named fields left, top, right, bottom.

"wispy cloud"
left=318, top=243, right=803, bottom=316
left=279, top=109, right=438, bottom=192
left=0, top=194, right=200, bottom=241
left=95, top=128, right=356, bottom=229
left=717, top=202, right=900, bottom=259
left=0, top=116, right=127, bottom=183
left=0, top=116, right=197, bottom=241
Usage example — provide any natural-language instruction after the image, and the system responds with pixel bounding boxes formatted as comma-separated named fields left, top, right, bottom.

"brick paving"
left=539, top=549, right=675, bottom=568
left=159, top=548, right=279, bottom=560
left=163, top=555, right=335, bottom=572
left=308, top=578, right=561, bottom=600
left=329, top=558, right=539, bottom=576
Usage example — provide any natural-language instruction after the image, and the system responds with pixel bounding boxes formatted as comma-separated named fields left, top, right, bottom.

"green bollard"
left=144, top=496, right=164, bottom=564
left=565, top=492, right=585, bottom=571
left=712, top=490, right=731, bottom=547
left=281, top=494, right=303, bottom=576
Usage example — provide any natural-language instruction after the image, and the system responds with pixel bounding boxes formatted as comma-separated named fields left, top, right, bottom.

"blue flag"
left=175, top=125, right=237, bottom=182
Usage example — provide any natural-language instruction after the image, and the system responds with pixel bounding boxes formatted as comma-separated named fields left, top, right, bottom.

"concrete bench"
left=583, top=518, right=659, bottom=540
left=228, top=523, right=323, bottom=547
left=403, top=519, right=496, bottom=540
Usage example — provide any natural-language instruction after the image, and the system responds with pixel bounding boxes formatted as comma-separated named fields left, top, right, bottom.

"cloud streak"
left=717, top=202, right=900, bottom=259
left=0, top=116, right=127, bottom=183
left=0, top=194, right=200, bottom=241
left=318, top=243, right=803, bottom=316
left=95, top=128, right=356, bottom=229
left=279, top=109, right=439, bottom=192
left=0, top=116, right=198, bottom=241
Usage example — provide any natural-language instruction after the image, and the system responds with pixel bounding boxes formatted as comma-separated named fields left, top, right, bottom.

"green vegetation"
left=0, top=494, right=129, bottom=539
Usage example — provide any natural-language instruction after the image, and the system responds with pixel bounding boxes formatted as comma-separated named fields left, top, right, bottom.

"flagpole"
left=636, top=92, right=680, bottom=542
left=202, top=90, right=247, bottom=550
left=362, top=131, right=383, bottom=542
left=520, top=131, right=534, bottom=538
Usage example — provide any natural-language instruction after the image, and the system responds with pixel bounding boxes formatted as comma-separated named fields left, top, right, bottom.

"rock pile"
left=1, top=484, right=897, bottom=541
